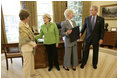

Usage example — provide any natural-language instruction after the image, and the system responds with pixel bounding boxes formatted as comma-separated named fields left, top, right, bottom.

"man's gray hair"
left=91, top=5, right=98, bottom=11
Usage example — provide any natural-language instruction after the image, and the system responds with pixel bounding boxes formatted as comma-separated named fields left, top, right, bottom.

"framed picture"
left=100, top=4, right=117, bottom=20
left=111, top=27, right=117, bottom=31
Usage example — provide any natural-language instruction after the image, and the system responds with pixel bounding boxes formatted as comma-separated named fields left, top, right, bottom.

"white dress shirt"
left=68, top=19, right=74, bottom=28
left=91, top=15, right=97, bottom=24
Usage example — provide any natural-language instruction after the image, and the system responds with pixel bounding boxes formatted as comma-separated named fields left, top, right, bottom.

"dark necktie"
left=91, top=16, right=95, bottom=30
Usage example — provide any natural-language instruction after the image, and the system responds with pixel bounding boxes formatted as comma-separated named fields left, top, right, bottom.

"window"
left=2, top=0, right=21, bottom=43
left=37, top=1, right=53, bottom=32
left=68, top=1, right=82, bottom=30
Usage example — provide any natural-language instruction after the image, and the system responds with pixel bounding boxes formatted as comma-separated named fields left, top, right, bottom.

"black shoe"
left=80, top=64, right=84, bottom=69
left=48, top=67, right=53, bottom=71
left=72, top=68, right=76, bottom=71
left=56, top=66, right=60, bottom=71
left=63, top=66, right=69, bottom=71
left=93, top=65, right=97, bottom=69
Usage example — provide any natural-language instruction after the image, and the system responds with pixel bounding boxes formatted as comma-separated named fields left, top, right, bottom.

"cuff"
left=28, top=41, right=36, bottom=47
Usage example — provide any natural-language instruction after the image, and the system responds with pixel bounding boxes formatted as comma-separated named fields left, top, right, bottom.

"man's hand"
left=56, top=44, right=59, bottom=47
left=99, top=40, right=103, bottom=45
left=67, top=29, right=72, bottom=35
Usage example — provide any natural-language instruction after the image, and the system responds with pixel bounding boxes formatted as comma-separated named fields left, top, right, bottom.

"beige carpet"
left=1, top=48, right=117, bottom=78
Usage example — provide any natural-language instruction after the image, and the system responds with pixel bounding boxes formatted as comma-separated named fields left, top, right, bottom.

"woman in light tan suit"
left=19, top=9, right=39, bottom=78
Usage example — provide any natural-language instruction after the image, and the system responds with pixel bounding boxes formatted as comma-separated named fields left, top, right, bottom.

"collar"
left=20, top=21, right=29, bottom=28
left=67, top=19, right=72, bottom=22
left=44, top=22, right=52, bottom=25
left=92, top=15, right=97, bottom=18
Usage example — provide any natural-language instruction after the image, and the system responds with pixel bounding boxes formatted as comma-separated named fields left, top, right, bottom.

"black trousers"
left=44, top=44, right=59, bottom=68
left=82, top=39, right=99, bottom=66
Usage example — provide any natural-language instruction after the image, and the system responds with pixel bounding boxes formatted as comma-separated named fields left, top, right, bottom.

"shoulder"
left=19, top=22, right=25, bottom=30
left=71, top=20, right=75, bottom=22
left=19, top=22, right=23, bottom=28
left=61, top=21, right=66, bottom=27
left=83, top=16, right=91, bottom=21
left=41, top=24, right=45, bottom=29
left=50, top=22, right=56, bottom=26
left=86, top=16, right=91, bottom=19
left=61, top=20, right=67, bottom=25
left=71, top=20, right=76, bottom=23
left=50, top=22, right=57, bottom=28
left=97, top=16, right=104, bottom=20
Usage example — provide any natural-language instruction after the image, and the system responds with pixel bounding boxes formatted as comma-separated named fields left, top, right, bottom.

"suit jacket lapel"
left=66, top=20, right=73, bottom=29
left=93, top=15, right=99, bottom=30
left=89, top=16, right=92, bottom=32
left=71, top=20, right=75, bottom=27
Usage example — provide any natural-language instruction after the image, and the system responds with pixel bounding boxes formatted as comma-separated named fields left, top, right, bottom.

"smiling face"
left=43, top=17, right=50, bottom=23
left=68, top=12, right=74, bottom=19
left=90, top=7, right=98, bottom=16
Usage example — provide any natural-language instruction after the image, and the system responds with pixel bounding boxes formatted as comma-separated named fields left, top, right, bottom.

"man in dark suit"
left=80, top=5, right=104, bottom=69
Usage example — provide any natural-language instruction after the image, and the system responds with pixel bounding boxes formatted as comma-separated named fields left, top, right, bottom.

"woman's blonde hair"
left=43, top=13, right=51, bottom=22
left=64, top=9, right=74, bottom=18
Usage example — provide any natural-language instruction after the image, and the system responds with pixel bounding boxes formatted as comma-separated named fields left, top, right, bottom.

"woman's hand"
left=79, top=33, right=82, bottom=37
left=67, top=29, right=72, bottom=35
left=33, top=44, right=37, bottom=48
left=56, top=44, right=59, bottom=47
